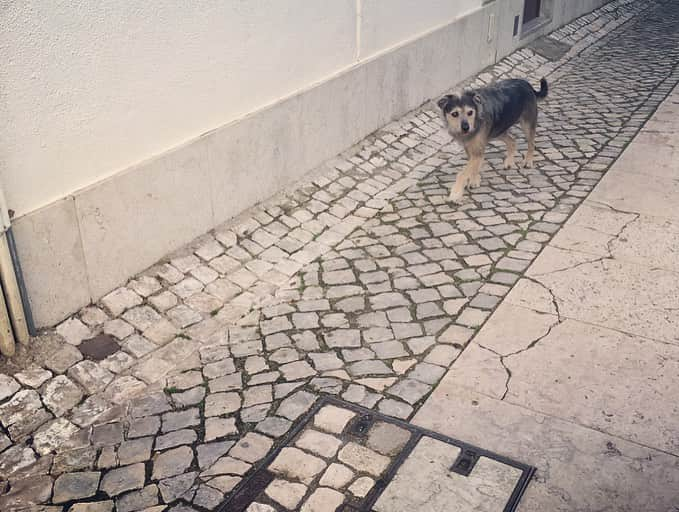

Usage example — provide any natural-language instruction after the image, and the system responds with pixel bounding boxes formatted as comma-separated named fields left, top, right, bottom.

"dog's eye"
left=451, top=112, right=459, bottom=118
left=467, top=110, right=474, bottom=116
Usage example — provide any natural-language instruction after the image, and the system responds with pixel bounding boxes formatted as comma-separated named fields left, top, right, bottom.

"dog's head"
left=437, top=92, right=482, bottom=137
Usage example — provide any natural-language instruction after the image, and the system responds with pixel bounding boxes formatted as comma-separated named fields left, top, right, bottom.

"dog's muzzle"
left=461, top=120, right=470, bottom=133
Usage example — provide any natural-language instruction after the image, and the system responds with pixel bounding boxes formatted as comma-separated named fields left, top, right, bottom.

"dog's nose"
left=461, top=121, right=470, bottom=132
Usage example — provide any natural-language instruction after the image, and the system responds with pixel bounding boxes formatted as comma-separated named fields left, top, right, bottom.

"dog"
left=437, top=78, right=548, bottom=202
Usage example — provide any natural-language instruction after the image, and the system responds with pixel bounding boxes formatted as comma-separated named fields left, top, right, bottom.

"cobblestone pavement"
left=1, top=0, right=679, bottom=510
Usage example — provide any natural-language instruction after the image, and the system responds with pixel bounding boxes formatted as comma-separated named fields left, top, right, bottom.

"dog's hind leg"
left=520, top=105, right=538, bottom=168
left=498, top=133, right=517, bottom=169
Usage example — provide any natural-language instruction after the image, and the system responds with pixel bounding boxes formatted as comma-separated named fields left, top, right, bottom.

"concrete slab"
left=525, top=258, right=679, bottom=345
left=374, top=436, right=521, bottom=512
left=414, top=385, right=679, bottom=512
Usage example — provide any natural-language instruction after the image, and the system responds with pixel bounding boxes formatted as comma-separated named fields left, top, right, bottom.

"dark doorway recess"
left=524, top=0, right=542, bottom=24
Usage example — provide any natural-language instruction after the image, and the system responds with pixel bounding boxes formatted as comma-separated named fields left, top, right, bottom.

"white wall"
left=0, top=0, right=489, bottom=220
left=360, top=0, right=483, bottom=58
left=0, top=0, right=358, bottom=218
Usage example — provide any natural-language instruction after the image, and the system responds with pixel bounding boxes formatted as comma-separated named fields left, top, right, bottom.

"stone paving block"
left=13, top=368, right=52, bottom=389
left=269, top=447, right=327, bottom=484
left=247, top=503, right=276, bottom=512
left=0, top=389, right=52, bottom=440
left=387, top=379, right=431, bottom=405
left=279, top=360, right=316, bottom=380
left=158, top=472, right=197, bottom=502
left=204, top=393, right=241, bottom=417
left=408, top=362, right=446, bottom=385
left=295, top=429, right=343, bottom=458
left=67, top=361, right=114, bottom=394
left=91, top=423, right=124, bottom=448
left=33, top=418, right=80, bottom=455
left=101, top=288, right=143, bottom=317
left=127, top=416, right=160, bottom=439
left=265, top=479, right=307, bottom=510
left=300, top=487, right=345, bottom=511
left=229, top=433, right=273, bottom=463
left=323, top=329, right=361, bottom=348
left=255, top=417, right=292, bottom=440
left=0, top=374, right=20, bottom=401
left=162, top=408, right=200, bottom=432
left=152, top=446, right=194, bottom=480
left=349, top=476, right=375, bottom=497
left=115, top=484, right=159, bottom=512
left=367, top=422, right=412, bottom=456
left=0, top=474, right=53, bottom=509
left=97, top=446, right=117, bottom=470
left=205, top=417, right=238, bottom=441
left=70, top=396, right=116, bottom=429
left=69, top=501, right=114, bottom=512
left=44, top=344, right=84, bottom=374
left=52, top=446, right=97, bottom=475
left=201, top=455, right=251, bottom=478
left=129, top=392, right=172, bottom=418
left=100, top=464, right=146, bottom=497
left=193, top=484, right=223, bottom=509
left=319, top=462, right=354, bottom=489
left=117, top=437, right=153, bottom=465
left=338, top=442, right=390, bottom=476
left=52, top=471, right=100, bottom=503
left=197, top=441, right=235, bottom=470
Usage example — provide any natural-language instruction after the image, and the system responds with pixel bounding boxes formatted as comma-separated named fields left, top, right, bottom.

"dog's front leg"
left=448, top=164, right=470, bottom=203
left=468, top=155, right=484, bottom=188
left=449, top=155, right=483, bottom=203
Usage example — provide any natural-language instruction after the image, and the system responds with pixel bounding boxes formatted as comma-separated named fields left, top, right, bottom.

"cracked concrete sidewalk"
left=415, top=86, right=679, bottom=511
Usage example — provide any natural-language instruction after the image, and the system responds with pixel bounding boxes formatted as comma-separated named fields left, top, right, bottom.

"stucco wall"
left=0, top=0, right=359, bottom=218
left=0, top=0, right=487, bottom=219
left=359, top=0, right=482, bottom=58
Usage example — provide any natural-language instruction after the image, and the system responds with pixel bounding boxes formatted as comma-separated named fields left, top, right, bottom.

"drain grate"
left=218, top=397, right=535, bottom=512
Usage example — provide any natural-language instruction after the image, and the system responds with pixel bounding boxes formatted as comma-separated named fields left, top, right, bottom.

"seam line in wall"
left=71, top=196, right=95, bottom=306
left=356, top=0, right=362, bottom=61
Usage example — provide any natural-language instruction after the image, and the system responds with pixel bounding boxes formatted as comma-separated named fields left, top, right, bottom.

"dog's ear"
left=472, top=94, right=484, bottom=116
left=436, top=95, right=451, bottom=111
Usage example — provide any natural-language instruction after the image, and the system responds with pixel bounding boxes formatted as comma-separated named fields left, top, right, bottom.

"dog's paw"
left=469, top=174, right=481, bottom=188
left=448, top=189, right=465, bottom=203
left=523, top=159, right=534, bottom=169
left=504, top=158, right=516, bottom=169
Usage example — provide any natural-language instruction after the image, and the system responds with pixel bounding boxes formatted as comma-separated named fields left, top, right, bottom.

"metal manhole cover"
left=218, top=397, right=535, bottom=512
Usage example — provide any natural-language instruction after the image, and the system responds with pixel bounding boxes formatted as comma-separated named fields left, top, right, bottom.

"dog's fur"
left=437, top=78, right=548, bottom=202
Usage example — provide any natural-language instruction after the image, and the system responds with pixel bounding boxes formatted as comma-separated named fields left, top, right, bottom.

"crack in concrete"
left=477, top=311, right=560, bottom=402
left=477, top=277, right=565, bottom=401
left=585, top=200, right=644, bottom=258
left=520, top=275, right=563, bottom=321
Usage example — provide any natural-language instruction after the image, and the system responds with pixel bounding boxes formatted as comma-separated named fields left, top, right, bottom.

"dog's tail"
left=534, top=78, right=548, bottom=100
